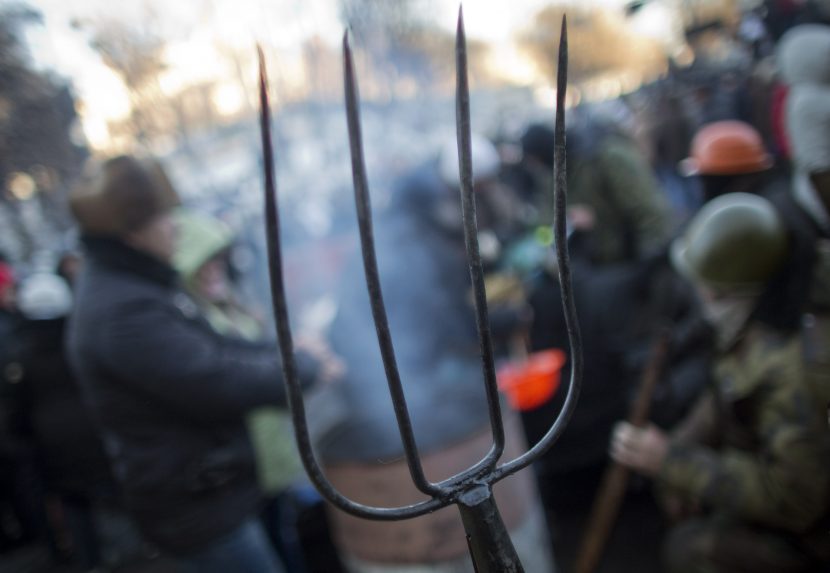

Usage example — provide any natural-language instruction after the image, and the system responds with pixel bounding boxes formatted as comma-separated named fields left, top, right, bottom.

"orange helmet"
left=680, top=121, right=773, bottom=176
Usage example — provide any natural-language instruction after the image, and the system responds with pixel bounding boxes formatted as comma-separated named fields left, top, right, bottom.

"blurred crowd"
left=2, top=3, right=830, bottom=573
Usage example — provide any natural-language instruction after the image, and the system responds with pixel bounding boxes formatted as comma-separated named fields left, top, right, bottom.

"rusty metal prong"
left=342, top=32, right=443, bottom=497
left=258, top=45, right=448, bottom=518
left=494, top=15, right=583, bottom=482
left=453, top=4, right=506, bottom=477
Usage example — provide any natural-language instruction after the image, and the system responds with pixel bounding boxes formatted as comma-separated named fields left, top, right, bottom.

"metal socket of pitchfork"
left=257, top=7, right=581, bottom=573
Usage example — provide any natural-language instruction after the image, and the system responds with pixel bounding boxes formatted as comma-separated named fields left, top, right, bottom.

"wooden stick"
left=572, top=330, right=671, bottom=573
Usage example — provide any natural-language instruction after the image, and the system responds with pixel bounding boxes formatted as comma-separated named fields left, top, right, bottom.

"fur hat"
left=70, top=156, right=181, bottom=236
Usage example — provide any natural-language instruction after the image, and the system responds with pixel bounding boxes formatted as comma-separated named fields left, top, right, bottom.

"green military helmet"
left=671, top=193, right=788, bottom=290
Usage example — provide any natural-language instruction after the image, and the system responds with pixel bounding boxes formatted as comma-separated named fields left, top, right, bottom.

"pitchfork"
left=257, top=8, right=581, bottom=572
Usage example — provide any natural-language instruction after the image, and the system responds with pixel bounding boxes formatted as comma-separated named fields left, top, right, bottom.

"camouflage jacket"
left=658, top=322, right=830, bottom=533
left=568, top=135, right=669, bottom=265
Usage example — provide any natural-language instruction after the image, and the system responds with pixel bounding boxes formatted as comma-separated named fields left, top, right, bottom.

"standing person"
left=571, top=111, right=670, bottom=265
left=66, top=156, right=328, bottom=573
left=172, top=210, right=338, bottom=572
left=776, top=24, right=830, bottom=242
left=773, top=25, right=830, bottom=422
left=611, top=193, right=830, bottom=572
left=12, top=272, right=113, bottom=570
left=0, top=260, right=46, bottom=553
left=525, top=115, right=670, bottom=266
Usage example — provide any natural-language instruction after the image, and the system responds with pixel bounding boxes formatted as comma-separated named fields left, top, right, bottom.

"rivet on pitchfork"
left=257, top=7, right=581, bottom=572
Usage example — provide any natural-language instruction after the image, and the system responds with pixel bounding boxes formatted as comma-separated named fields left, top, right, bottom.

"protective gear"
left=671, top=193, right=788, bottom=289
left=438, top=133, right=500, bottom=188
left=70, top=156, right=181, bottom=237
left=18, top=273, right=72, bottom=320
left=680, top=121, right=773, bottom=176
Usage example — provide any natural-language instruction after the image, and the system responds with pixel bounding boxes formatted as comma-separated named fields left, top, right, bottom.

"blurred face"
left=695, top=283, right=759, bottom=346
left=193, top=255, right=231, bottom=303
left=125, top=212, right=178, bottom=264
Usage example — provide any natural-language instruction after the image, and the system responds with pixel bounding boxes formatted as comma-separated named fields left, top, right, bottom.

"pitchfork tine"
left=495, top=15, right=583, bottom=481
left=342, top=31, right=443, bottom=497
left=453, top=4, right=506, bottom=474
left=258, top=45, right=447, bottom=520
left=259, top=11, right=582, bottom=568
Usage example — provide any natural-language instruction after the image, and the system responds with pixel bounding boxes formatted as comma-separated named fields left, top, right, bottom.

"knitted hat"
left=787, top=84, right=830, bottom=173
left=777, top=24, right=830, bottom=86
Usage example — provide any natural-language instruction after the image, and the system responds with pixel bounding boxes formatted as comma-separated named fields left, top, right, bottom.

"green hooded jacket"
left=173, top=210, right=302, bottom=494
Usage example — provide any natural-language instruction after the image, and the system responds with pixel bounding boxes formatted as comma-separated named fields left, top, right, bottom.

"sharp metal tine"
left=494, top=14, right=583, bottom=481
left=342, top=31, right=443, bottom=497
left=454, top=4, right=506, bottom=471
left=258, top=44, right=329, bottom=505
left=257, top=46, right=447, bottom=518
left=258, top=10, right=580, bottom=568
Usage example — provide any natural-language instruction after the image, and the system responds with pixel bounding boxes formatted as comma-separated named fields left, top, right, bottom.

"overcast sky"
left=4, top=0, right=632, bottom=147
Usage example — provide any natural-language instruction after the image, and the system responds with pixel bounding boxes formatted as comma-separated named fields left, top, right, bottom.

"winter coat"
left=568, top=131, right=669, bottom=265
left=527, top=258, right=711, bottom=467
left=67, top=236, right=315, bottom=554
left=172, top=211, right=303, bottom=495
left=9, top=317, right=112, bottom=497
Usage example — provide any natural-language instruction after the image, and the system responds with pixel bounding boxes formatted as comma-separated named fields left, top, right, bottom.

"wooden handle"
left=572, top=331, right=671, bottom=573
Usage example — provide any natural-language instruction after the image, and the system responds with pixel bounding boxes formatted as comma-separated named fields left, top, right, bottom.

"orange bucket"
left=497, top=349, right=566, bottom=411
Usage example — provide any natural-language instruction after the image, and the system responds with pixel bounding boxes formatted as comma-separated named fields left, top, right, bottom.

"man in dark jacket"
left=66, top=156, right=323, bottom=573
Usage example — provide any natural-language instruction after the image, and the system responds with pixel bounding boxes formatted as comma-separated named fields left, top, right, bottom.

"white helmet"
left=438, top=133, right=500, bottom=188
left=19, top=273, right=73, bottom=320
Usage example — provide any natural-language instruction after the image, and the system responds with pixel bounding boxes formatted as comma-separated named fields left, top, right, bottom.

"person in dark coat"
left=0, top=260, right=46, bottom=553
left=525, top=250, right=713, bottom=573
left=66, top=156, right=328, bottom=573
left=519, top=119, right=669, bottom=266
left=10, top=272, right=114, bottom=568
